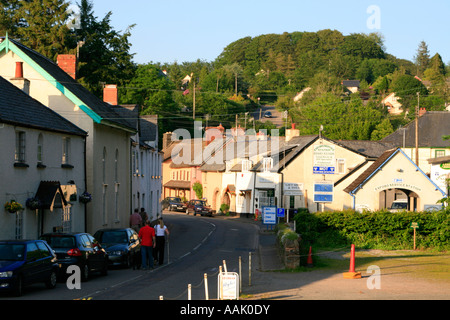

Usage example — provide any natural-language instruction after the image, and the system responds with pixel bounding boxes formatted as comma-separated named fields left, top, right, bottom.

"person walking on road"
left=130, top=208, right=142, bottom=232
left=138, top=220, right=156, bottom=270
left=154, top=218, right=170, bottom=266
left=139, top=208, right=148, bottom=227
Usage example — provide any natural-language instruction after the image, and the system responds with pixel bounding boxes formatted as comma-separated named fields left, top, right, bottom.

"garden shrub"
left=293, top=207, right=450, bottom=251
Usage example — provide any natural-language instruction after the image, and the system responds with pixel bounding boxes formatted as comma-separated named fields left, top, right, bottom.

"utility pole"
left=415, top=92, right=419, bottom=166
left=193, top=79, right=196, bottom=120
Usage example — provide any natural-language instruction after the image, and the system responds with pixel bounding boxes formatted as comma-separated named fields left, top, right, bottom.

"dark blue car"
left=0, top=239, right=59, bottom=296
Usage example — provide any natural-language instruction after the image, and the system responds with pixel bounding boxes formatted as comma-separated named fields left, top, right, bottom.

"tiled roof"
left=382, top=111, right=450, bottom=148
left=0, top=75, right=86, bottom=136
left=343, top=148, right=398, bottom=194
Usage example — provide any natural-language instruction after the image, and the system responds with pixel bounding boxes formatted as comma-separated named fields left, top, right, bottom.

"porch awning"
left=164, top=180, right=191, bottom=189
left=35, top=181, right=67, bottom=211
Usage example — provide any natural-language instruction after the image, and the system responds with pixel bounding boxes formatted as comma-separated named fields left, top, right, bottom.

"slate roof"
left=343, top=148, right=398, bottom=194
left=4, top=38, right=135, bottom=132
left=382, top=111, right=450, bottom=148
left=0, top=75, right=86, bottom=136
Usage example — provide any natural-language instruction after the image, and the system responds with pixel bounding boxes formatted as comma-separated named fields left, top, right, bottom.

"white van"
left=389, top=199, right=408, bottom=212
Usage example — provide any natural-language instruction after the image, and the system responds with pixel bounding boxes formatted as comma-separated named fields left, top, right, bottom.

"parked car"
left=162, top=197, right=186, bottom=212
left=0, top=239, right=59, bottom=296
left=263, top=111, right=272, bottom=118
left=39, top=232, right=108, bottom=281
left=93, top=228, right=141, bottom=268
left=186, top=199, right=213, bottom=217
left=389, top=199, right=408, bottom=212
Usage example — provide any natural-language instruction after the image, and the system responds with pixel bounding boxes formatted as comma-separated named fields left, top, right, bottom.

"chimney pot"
left=15, top=62, right=24, bottom=78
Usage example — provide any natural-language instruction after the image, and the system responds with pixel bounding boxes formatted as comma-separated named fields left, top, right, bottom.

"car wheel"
left=13, top=275, right=23, bottom=297
left=81, top=264, right=89, bottom=282
left=45, top=270, right=57, bottom=289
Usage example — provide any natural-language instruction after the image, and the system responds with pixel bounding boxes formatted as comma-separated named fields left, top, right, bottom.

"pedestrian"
left=139, top=208, right=148, bottom=227
left=130, top=208, right=142, bottom=232
left=154, top=218, right=170, bottom=265
left=138, top=220, right=156, bottom=270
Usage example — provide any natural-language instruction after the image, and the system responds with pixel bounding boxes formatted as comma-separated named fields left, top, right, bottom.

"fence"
left=159, top=253, right=253, bottom=300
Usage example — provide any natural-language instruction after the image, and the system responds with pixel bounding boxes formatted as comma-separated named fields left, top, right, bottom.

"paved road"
left=251, top=105, right=285, bottom=128
left=1, top=213, right=259, bottom=301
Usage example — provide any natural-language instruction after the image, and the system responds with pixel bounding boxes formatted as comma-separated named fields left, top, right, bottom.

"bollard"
left=249, top=252, right=252, bottom=286
left=204, top=273, right=209, bottom=300
left=343, top=244, right=361, bottom=279
left=239, top=256, right=242, bottom=293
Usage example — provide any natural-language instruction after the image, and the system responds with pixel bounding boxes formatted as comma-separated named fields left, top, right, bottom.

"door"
left=23, top=242, right=42, bottom=285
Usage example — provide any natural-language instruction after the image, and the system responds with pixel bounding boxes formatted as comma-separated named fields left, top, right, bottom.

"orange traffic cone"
left=306, top=246, right=313, bottom=267
left=343, top=244, right=361, bottom=279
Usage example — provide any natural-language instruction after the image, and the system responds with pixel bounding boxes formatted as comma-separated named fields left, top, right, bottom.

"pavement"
left=215, top=214, right=450, bottom=300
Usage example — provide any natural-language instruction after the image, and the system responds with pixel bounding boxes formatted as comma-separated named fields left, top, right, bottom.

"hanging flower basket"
left=79, top=191, right=92, bottom=204
left=26, top=197, right=42, bottom=210
left=4, top=200, right=23, bottom=213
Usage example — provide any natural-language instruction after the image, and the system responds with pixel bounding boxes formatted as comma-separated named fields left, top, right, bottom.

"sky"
left=70, top=0, right=450, bottom=66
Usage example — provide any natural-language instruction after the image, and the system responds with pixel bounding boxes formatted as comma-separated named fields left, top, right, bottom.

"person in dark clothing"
left=154, top=219, right=170, bottom=265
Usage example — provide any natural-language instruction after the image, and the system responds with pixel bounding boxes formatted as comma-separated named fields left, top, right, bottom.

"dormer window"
left=242, top=159, right=252, bottom=172
left=262, top=157, right=273, bottom=172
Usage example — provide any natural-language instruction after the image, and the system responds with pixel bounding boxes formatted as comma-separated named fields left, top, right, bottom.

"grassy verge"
left=293, top=248, right=450, bottom=283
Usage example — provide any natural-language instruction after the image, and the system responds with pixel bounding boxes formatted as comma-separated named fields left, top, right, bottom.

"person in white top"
left=154, top=218, right=170, bottom=265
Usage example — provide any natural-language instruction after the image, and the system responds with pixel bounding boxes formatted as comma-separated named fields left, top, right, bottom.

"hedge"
left=293, top=208, right=450, bottom=251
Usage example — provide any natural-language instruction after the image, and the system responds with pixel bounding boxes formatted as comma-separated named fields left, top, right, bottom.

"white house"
left=0, top=75, right=87, bottom=239
left=0, top=36, right=136, bottom=234
left=114, top=103, right=162, bottom=221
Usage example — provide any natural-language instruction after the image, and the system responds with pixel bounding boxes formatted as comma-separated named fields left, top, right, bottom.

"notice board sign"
left=218, top=272, right=239, bottom=300
left=314, top=181, right=333, bottom=203
left=262, top=206, right=277, bottom=225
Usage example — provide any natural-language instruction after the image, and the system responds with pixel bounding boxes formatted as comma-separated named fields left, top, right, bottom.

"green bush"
left=293, top=208, right=450, bottom=251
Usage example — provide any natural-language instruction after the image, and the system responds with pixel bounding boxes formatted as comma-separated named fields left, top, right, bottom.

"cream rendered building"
left=345, top=148, right=446, bottom=211
left=0, top=37, right=136, bottom=234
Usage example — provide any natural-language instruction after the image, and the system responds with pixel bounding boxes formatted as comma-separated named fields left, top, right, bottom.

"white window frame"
left=15, top=131, right=26, bottom=163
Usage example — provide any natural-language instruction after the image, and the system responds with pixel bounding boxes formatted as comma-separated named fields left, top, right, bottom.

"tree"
left=390, top=74, right=428, bottom=113
left=76, top=0, right=136, bottom=97
left=414, top=41, right=430, bottom=76
left=0, top=0, right=21, bottom=36
left=122, top=63, right=178, bottom=115
left=371, top=118, right=394, bottom=140
left=4, top=0, right=74, bottom=60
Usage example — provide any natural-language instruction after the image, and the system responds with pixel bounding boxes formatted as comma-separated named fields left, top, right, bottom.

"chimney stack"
left=103, top=84, right=118, bottom=105
left=10, top=61, right=30, bottom=95
left=285, top=123, right=300, bottom=142
left=57, top=54, right=77, bottom=79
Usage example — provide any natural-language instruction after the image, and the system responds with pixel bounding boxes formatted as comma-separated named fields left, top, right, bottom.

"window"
left=15, top=131, right=26, bottom=163
left=26, top=243, right=40, bottom=260
left=336, top=159, right=345, bottom=174
left=262, top=157, right=273, bottom=172
left=242, top=159, right=252, bottom=172
left=62, top=137, right=70, bottom=164
left=37, top=134, right=43, bottom=163
left=435, top=150, right=445, bottom=158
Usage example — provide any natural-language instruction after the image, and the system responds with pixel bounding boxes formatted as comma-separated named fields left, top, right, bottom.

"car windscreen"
left=40, top=235, right=76, bottom=248
left=97, top=231, right=128, bottom=243
left=0, top=244, right=25, bottom=261
left=391, top=202, right=407, bottom=209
